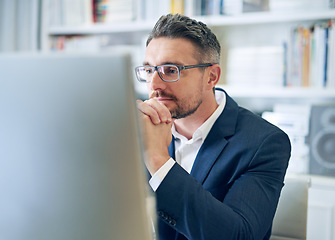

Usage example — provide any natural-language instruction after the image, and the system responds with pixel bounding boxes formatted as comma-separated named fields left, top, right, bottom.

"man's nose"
left=149, top=70, right=166, bottom=91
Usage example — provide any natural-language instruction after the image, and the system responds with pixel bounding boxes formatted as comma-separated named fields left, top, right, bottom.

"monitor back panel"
left=0, top=53, right=152, bottom=240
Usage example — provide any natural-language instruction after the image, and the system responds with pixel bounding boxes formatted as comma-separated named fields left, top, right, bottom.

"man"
left=136, top=14, right=291, bottom=240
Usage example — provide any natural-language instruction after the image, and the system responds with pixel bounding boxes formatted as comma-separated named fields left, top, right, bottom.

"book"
left=222, top=0, right=243, bottom=15
left=221, top=0, right=268, bottom=15
left=82, top=0, right=94, bottom=25
left=105, top=0, right=134, bottom=22
left=48, top=0, right=63, bottom=26
left=171, top=0, right=184, bottom=14
left=184, top=0, right=197, bottom=16
left=243, top=0, right=269, bottom=13
left=200, top=0, right=221, bottom=16
left=301, top=27, right=311, bottom=87
left=94, top=0, right=134, bottom=23
left=62, top=0, right=83, bottom=26
left=324, top=26, right=329, bottom=87
left=326, top=20, right=335, bottom=88
left=49, top=0, right=93, bottom=26
left=287, top=27, right=303, bottom=87
left=312, top=23, right=328, bottom=88
left=287, top=22, right=334, bottom=89
left=144, top=0, right=170, bottom=21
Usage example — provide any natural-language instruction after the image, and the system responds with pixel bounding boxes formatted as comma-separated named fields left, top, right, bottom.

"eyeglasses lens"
left=137, top=65, right=179, bottom=82
left=158, top=65, right=179, bottom=81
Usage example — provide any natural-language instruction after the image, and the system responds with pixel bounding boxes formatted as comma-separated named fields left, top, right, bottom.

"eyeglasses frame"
left=135, top=63, right=213, bottom=83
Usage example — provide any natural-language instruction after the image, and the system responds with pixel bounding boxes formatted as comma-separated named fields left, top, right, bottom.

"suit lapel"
left=190, top=90, right=239, bottom=184
left=168, top=136, right=175, bottom=159
left=190, top=133, right=228, bottom=183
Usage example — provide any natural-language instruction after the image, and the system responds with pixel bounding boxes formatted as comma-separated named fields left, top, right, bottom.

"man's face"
left=143, top=37, right=206, bottom=119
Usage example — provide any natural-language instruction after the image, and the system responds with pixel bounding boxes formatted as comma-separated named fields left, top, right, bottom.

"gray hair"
left=146, top=14, right=221, bottom=64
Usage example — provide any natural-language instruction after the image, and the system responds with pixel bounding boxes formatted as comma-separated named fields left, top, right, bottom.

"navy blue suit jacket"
left=155, top=89, right=291, bottom=240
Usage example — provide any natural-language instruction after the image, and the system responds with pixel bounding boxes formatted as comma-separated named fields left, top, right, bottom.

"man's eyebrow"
left=142, top=61, right=183, bottom=66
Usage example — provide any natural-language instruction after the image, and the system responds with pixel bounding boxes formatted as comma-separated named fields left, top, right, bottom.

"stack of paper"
left=226, top=46, right=284, bottom=87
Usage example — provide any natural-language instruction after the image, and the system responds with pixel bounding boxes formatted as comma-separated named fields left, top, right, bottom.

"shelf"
left=48, top=21, right=154, bottom=35
left=202, top=9, right=335, bottom=26
left=47, top=9, right=335, bottom=35
left=219, top=85, right=335, bottom=98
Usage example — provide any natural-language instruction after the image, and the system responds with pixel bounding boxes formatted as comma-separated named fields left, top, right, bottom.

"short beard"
left=150, top=91, right=202, bottom=119
left=171, top=98, right=202, bottom=119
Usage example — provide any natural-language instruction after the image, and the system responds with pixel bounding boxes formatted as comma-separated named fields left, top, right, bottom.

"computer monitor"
left=0, top=53, right=153, bottom=240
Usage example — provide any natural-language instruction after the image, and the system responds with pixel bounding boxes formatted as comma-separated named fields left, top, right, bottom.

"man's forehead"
left=144, top=38, right=198, bottom=65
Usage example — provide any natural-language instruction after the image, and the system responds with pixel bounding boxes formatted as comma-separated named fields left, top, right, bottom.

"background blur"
left=1, top=1, right=335, bottom=239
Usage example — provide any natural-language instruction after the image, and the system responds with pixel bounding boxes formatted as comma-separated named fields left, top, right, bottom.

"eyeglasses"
left=135, top=63, right=213, bottom=83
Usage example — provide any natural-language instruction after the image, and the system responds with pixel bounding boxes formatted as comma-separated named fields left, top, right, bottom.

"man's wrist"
left=149, top=158, right=175, bottom=192
left=146, top=153, right=171, bottom=176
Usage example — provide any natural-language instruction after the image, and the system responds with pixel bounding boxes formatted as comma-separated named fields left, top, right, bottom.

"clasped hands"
left=137, top=99, right=173, bottom=175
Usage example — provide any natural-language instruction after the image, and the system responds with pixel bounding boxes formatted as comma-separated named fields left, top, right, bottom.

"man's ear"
left=206, top=64, right=221, bottom=90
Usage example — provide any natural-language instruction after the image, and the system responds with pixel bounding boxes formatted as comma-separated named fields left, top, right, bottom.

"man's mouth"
left=150, top=91, right=177, bottom=103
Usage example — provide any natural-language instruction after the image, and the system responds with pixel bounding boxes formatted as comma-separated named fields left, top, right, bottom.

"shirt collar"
left=172, top=89, right=226, bottom=143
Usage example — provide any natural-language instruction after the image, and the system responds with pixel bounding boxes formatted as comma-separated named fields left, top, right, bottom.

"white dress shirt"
left=149, top=90, right=226, bottom=191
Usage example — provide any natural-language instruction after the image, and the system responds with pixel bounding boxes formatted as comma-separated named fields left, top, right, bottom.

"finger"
left=144, top=99, right=172, bottom=123
left=136, top=100, right=162, bottom=125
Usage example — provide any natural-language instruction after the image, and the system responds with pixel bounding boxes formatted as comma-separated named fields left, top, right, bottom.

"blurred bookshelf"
left=47, top=9, right=335, bottom=32
left=221, top=85, right=335, bottom=98
left=41, top=0, right=335, bottom=103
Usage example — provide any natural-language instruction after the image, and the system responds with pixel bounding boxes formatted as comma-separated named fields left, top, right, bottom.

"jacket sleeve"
left=155, top=130, right=291, bottom=240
